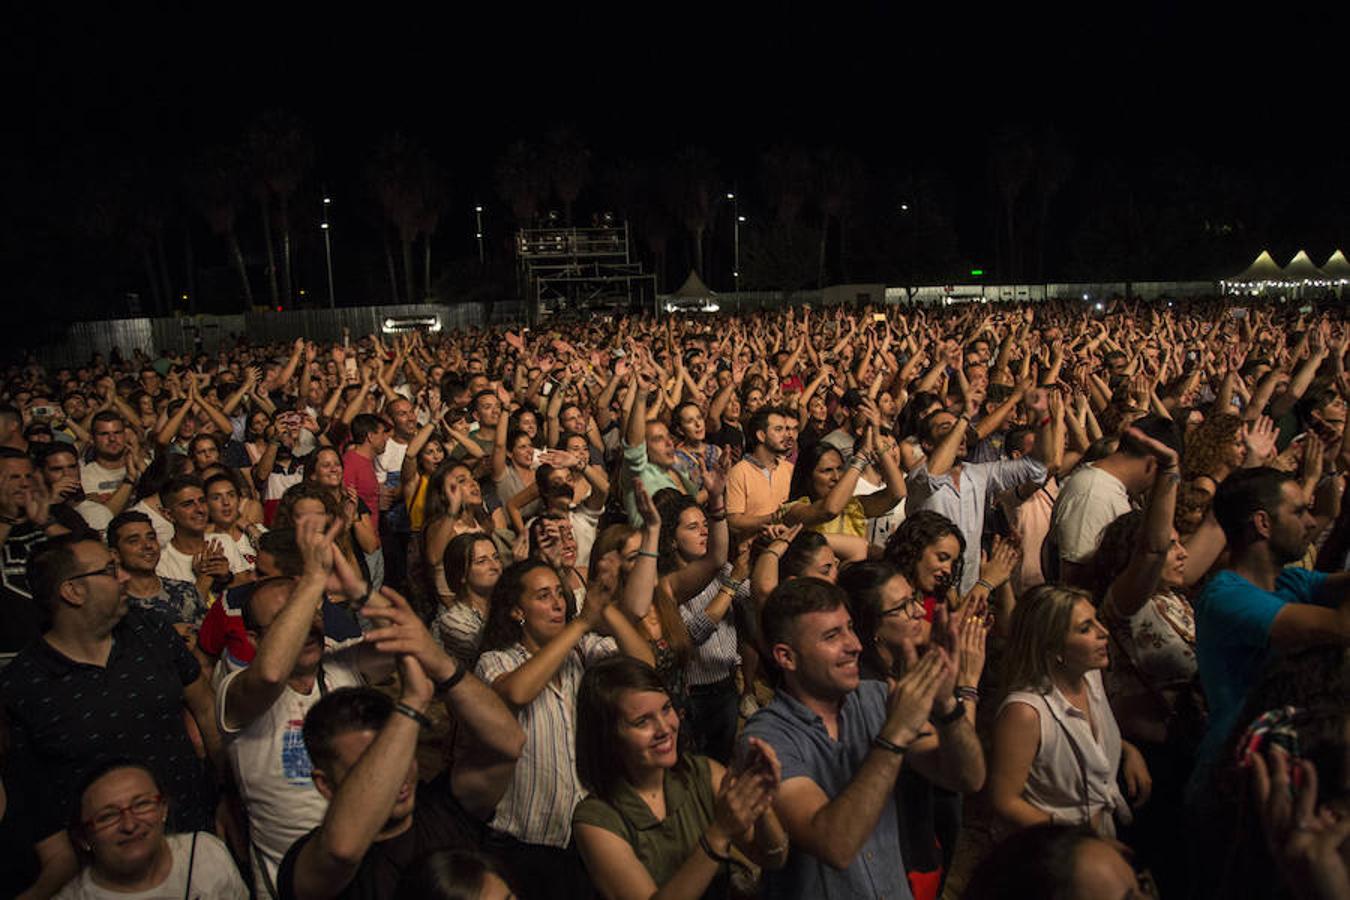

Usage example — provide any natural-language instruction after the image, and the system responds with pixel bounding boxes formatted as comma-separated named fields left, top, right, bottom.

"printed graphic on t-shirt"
left=281, top=718, right=313, bottom=786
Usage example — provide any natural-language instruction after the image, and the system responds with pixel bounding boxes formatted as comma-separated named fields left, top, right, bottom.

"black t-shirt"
left=276, top=774, right=483, bottom=900
left=709, top=423, right=744, bottom=454
left=0, top=608, right=212, bottom=835
left=0, top=524, right=51, bottom=655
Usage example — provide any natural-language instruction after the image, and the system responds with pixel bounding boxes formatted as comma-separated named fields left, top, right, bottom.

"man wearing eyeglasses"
left=0, top=533, right=224, bottom=881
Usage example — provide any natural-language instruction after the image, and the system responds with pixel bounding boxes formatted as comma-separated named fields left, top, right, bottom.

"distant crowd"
left=0, top=297, right=1347, bottom=900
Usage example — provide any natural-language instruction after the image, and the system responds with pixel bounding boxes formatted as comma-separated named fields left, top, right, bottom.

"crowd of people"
left=0, top=297, right=1347, bottom=900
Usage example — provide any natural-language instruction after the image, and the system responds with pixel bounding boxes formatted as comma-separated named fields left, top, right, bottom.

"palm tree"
left=368, top=133, right=445, bottom=303
left=494, top=140, right=549, bottom=227
left=188, top=147, right=254, bottom=310
left=990, top=129, right=1035, bottom=281
left=760, top=144, right=813, bottom=226
left=545, top=127, right=590, bottom=226
left=247, top=111, right=313, bottom=305
left=665, top=146, right=718, bottom=276
left=816, top=148, right=865, bottom=286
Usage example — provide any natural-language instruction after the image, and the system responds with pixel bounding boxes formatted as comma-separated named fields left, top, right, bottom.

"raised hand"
left=297, top=513, right=344, bottom=578
left=1244, top=415, right=1279, bottom=466
left=978, top=534, right=1021, bottom=592
left=1123, top=424, right=1179, bottom=471
left=881, top=646, right=953, bottom=747
left=363, top=586, right=457, bottom=684
left=1250, top=748, right=1350, bottom=900
left=633, top=478, right=661, bottom=532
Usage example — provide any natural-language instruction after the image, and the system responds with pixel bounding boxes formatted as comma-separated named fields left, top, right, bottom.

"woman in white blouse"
left=474, top=557, right=653, bottom=900
left=988, top=584, right=1152, bottom=838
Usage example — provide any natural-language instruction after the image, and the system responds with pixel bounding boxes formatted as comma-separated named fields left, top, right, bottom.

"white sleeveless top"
left=998, top=670, right=1130, bottom=837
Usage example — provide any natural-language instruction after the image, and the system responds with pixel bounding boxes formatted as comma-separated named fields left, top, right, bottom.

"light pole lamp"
left=321, top=195, right=335, bottom=309
left=726, top=192, right=741, bottom=292
left=474, top=205, right=485, bottom=266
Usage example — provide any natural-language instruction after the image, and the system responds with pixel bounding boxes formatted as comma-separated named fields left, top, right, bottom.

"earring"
left=1055, top=654, right=1065, bottom=666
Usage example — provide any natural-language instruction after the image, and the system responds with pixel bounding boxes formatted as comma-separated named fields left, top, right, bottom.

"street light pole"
left=726, top=191, right=741, bottom=292
left=321, top=195, right=335, bottom=309
left=474, top=205, right=485, bottom=267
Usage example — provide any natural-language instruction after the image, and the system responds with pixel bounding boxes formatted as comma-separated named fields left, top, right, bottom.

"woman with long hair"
left=670, top=401, right=719, bottom=497
left=422, top=461, right=507, bottom=604
left=1183, top=412, right=1277, bottom=498
left=492, top=427, right=541, bottom=516
left=988, top=584, right=1152, bottom=839
left=844, top=559, right=989, bottom=900
left=475, top=558, right=653, bottom=900
left=430, top=531, right=503, bottom=664
left=572, top=657, right=787, bottom=900
left=783, top=417, right=904, bottom=538
left=884, top=510, right=1019, bottom=633
left=303, top=445, right=380, bottom=556
left=58, top=760, right=247, bottom=899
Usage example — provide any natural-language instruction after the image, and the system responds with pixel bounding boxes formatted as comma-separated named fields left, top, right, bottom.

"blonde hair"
left=1000, top=584, right=1092, bottom=694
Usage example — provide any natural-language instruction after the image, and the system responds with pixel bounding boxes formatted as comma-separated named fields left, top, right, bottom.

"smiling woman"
left=58, top=760, right=248, bottom=899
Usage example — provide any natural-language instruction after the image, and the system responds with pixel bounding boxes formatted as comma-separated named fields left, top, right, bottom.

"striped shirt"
left=475, top=633, right=616, bottom=847
left=680, top=566, right=741, bottom=688
left=432, top=603, right=485, bottom=665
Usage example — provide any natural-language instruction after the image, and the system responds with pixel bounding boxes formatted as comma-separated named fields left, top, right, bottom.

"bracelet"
left=435, top=665, right=468, bottom=694
left=708, top=513, right=727, bottom=523
left=872, top=735, right=911, bottom=755
left=393, top=702, right=432, bottom=729
left=955, top=685, right=981, bottom=703
left=975, top=578, right=996, bottom=593
left=718, top=575, right=746, bottom=594
left=762, top=548, right=782, bottom=558
left=1038, top=416, right=1052, bottom=427
left=930, top=698, right=967, bottom=726
left=698, top=833, right=734, bottom=864
left=637, top=549, right=659, bottom=559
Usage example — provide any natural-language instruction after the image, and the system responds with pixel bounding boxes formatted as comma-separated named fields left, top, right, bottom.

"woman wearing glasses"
left=843, top=560, right=990, bottom=900
left=57, top=759, right=248, bottom=899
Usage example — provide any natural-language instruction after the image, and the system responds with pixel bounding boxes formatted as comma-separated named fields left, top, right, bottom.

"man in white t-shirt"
left=81, top=410, right=130, bottom=503
left=1047, top=414, right=1182, bottom=586
left=156, top=475, right=251, bottom=598
left=216, top=519, right=366, bottom=897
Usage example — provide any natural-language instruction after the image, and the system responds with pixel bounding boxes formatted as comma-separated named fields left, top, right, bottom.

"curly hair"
left=1183, top=412, right=1243, bottom=481
left=884, top=510, right=965, bottom=593
left=478, top=559, right=570, bottom=653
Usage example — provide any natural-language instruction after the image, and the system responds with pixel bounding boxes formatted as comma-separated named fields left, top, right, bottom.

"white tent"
left=672, top=270, right=716, bottom=300
left=1284, top=250, right=1330, bottom=283
left=1230, top=250, right=1284, bottom=283
left=1322, top=250, right=1350, bottom=281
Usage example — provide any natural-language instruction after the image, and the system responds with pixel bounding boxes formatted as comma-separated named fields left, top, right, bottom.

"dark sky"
left=4, top=2, right=1347, bottom=308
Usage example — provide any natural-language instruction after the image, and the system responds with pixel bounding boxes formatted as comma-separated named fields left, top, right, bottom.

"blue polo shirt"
left=742, top=681, right=913, bottom=900
left=1193, top=566, right=1328, bottom=772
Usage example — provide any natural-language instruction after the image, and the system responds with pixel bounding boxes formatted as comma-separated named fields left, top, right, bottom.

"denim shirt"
left=742, top=682, right=913, bottom=900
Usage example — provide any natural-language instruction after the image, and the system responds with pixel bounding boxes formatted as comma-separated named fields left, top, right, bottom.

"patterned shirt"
left=475, top=634, right=615, bottom=847
left=126, top=577, right=209, bottom=628
left=0, top=609, right=211, bottom=836
left=679, top=566, right=741, bottom=688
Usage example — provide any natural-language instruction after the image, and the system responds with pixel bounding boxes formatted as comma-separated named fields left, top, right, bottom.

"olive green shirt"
left=573, top=754, right=726, bottom=892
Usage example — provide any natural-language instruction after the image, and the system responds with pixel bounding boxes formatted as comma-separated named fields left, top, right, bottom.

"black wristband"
left=698, top=833, right=734, bottom=863
left=393, top=702, right=432, bottom=728
left=872, top=735, right=910, bottom=755
left=930, top=698, right=966, bottom=726
left=435, top=665, right=468, bottom=694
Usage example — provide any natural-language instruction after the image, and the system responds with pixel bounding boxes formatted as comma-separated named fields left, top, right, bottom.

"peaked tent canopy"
left=1231, top=250, right=1284, bottom=283
left=1284, top=250, right=1329, bottom=282
left=673, top=270, right=716, bottom=299
left=1323, top=250, right=1350, bottom=280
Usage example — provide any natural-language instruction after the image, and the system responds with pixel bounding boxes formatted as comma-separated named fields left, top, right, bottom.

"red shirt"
left=342, top=449, right=379, bottom=518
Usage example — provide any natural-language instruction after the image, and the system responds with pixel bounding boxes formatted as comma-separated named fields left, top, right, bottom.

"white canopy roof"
left=1323, top=250, right=1350, bottom=280
left=1230, top=250, right=1284, bottom=282
left=672, top=270, right=716, bottom=299
left=1284, top=250, right=1328, bottom=281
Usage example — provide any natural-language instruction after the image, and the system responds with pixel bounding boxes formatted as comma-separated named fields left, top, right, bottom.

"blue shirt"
left=742, top=682, right=913, bottom=900
left=1193, top=567, right=1328, bottom=769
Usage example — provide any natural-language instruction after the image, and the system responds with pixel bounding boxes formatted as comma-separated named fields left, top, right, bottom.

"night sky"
left=4, top=3, right=1347, bottom=321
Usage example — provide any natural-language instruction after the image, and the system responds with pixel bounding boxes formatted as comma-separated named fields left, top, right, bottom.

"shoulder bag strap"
left=183, top=831, right=198, bottom=900
left=1042, top=692, right=1092, bottom=828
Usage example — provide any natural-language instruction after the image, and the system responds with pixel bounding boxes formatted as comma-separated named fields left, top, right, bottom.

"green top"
left=573, top=754, right=727, bottom=893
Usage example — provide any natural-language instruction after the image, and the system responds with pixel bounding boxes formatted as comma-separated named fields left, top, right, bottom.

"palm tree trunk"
left=423, top=235, right=432, bottom=302
left=141, top=247, right=163, bottom=314
left=818, top=213, right=830, bottom=287
left=226, top=230, right=254, bottom=310
left=259, top=197, right=279, bottom=307
left=279, top=194, right=294, bottom=306
left=383, top=232, right=401, bottom=304
left=184, top=228, right=196, bottom=313
left=402, top=235, right=416, bottom=303
left=154, top=227, right=173, bottom=310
